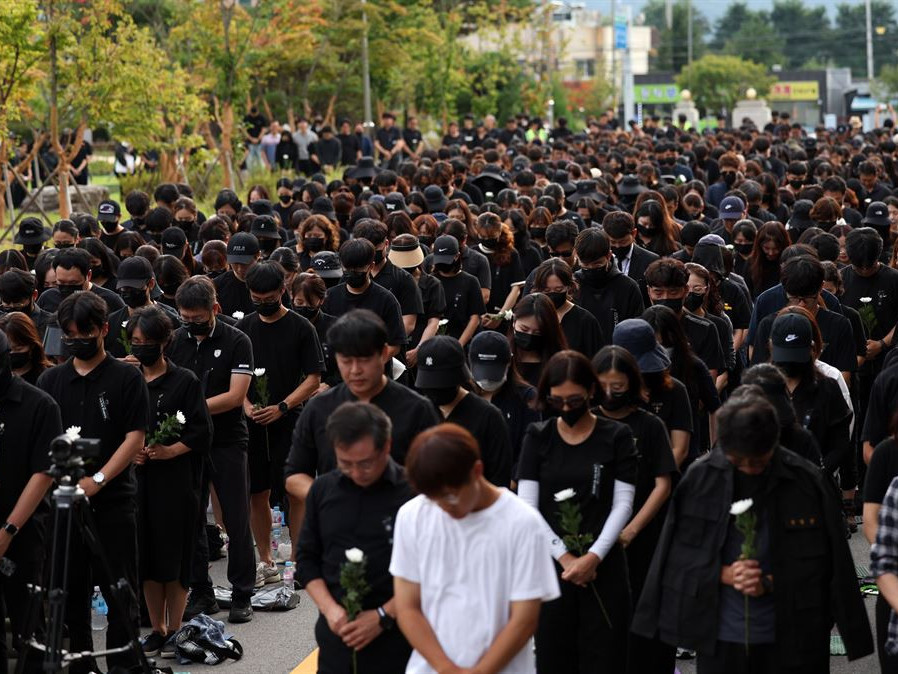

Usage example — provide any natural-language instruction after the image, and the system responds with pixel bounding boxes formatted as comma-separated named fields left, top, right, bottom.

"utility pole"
left=865, top=0, right=875, bottom=81
left=610, top=0, right=616, bottom=107
left=687, top=0, right=693, bottom=65
left=361, top=0, right=373, bottom=135
left=622, top=5, right=634, bottom=126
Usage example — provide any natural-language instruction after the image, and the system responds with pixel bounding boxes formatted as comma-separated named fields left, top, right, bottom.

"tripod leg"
left=42, top=495, right=77, bottom=674
left=76, top=503, right=153, bottom=674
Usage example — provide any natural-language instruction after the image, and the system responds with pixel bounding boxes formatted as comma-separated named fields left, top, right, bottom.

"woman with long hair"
left=528, top=206, right=554, bottom=251
left=517, top=350, right=637, bottom=672
left=475, top=211, right=525, bottom=324
left=747, top=221, right=789, bottom=299
left=532, top=258, right=604, bottom=359
left=79, top=237, right=118, bottom=290
left=634, top=200, right=680, bottom=257
left=446, top=199, right=476, bottom=241
left=592, top=345, right=677, bottom=672
left=685, top=262, right=734, bottom=392
left=295, top=214, right=340, bottom=271
left=413, top=214, right=439, bottom=250
left=507, top=208, right=545, bottom=276
left=0, top=311, right=52, bottom=385
left=510, top=292, right=569, bottom=387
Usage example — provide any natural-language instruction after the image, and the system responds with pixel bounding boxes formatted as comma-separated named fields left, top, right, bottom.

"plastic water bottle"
left=277, top=526, right=292, bottom=562
left=271, top=506, right=283, bottom=527
left=282, top=561, right=294, bottom=590
left=271, top=524, right=282, bottom=560
left=91, top=587, right=108, bottom=631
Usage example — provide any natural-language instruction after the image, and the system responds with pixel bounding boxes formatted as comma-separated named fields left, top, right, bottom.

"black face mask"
left=303, top=237, right=325, bottom=253
left=182, top=319, right=213, bottom=337
left=374, top=249, right=385, bottom=266
left=601, top=390, right=632, bottom=412
left=253, top=299, right=281, bottom=317
left=560, top=404, right=588, bottom=427
left=64, top=336, right=100, bottom=360
left=683, top=291, right=704, bottom=312
left=344, top=270, right=369, bottom=289
left=777, top=360, right=809, bottom=379
left=293, top=305, right=319, bottom=321
left=55, top=242, right=74, bottom=249
left=90, top=265, right=104, bottom=278
left=9, top=351, right=29, bottom=370
left=434, top=260, right=460, bottom=275
left=530, top=227, right=547, bottom=240
left=422, top=386, right=459, bottom=407
left=101, top=220, right=118, bottom=233
left=654, top=297, right=683, bottom=313
left=480, top=237, right=499, bottom=250
left=418, top=235, right=434, bottom=248
left=279, top=194, right=292, bottom=204
left=636, top=224, right=658, bottom=239
left=57, top=284, right=82, bottom=298
left=177, top=219, right=195, bottom=233
left=546, top=291, right=567, bottom=309
left=259, top=239, right=278, bottom=254
left=734, top=242, right=753, bottom=257
left=23, top=244, right=43, bottom=257
left=131, top=343, right=162, bottom=367
left=789, top=179, right=804, bottom=191
left=659, top=157, right=676, bottom=167
left=120, top=287, right=148, bottom=309
left=514, top=330, right=543, bottom=352
left=722, top=172, right=737, bottom=187
left=579, top=265, right=610, bottom=287
left=611, top=245, right=630, bottom=263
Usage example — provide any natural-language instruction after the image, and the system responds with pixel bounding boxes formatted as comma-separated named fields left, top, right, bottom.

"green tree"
left=722, top=13, right=784, bottom=68
left=769, top=0, right=831, bottom=70
left=710, top=1, right=754, bottom=51
left=643, top=0, right=708, bottom=72
left=676, top=54, right=774, bottom=115
left=832, top=2, right=898, bottom=78
left=872, top=64, right=898, bottom=100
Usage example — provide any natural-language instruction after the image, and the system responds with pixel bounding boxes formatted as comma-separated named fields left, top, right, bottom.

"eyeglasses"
left=336, top=456, right=380, bottom=473
left=786, top=294, right=818, bottom=308
left=546, top=394, right=588, bottom=410
left=686, top=285, right=707, bottom=294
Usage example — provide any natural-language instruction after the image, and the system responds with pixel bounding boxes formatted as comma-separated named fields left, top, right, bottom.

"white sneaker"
left=254, top=561, right=281, bottom=588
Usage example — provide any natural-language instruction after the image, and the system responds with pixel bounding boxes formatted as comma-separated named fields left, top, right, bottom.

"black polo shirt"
left=0, top=377, right=62, bottom=547
left=166, top=319, right=254, bottom=448
left=213, top=270, right=255, bottom=318
left=105, top=302, right=180, bottom=358
left=373, top=261, right=424, bottom=318
left=285, top=379, right=439, bottom=478
left=37, top=354, right=149, bottom=509
left=445, top=392, right=512, bottom=487
left=37, top=284, right=125, bottom=314
left=322, top=282, right=407, bottom=347
left=409, top=273, right=446, bottom=349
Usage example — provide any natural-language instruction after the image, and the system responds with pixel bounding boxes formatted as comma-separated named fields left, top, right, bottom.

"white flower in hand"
left=345, top=547, right=364, bottom=563
left=438, top=318, right=449, bottom=326
left=121, top=320, right=128, bottom=328
left=861, top=297, right=873, bottom=303
left=730, top=498, right=754, bottom=516
left=64, top=426, right=81, bottom=441
left=554, top=488, right=576, bottom=502
left=176, top=410, right=186, bottom=425
left=254, top=368, right=266, bottom=377
left=232, top=311, right=245, bottom=320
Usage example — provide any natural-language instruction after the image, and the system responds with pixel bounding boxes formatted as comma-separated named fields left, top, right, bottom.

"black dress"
left=138, top=361, right=213, bottom=585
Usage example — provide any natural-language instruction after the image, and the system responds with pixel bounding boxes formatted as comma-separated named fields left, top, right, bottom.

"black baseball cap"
left=770, top=313, right=813, bottom=363
left=311, top=196, right=336, bottom=222
left=468, top=331, right=511, bottom=382
left=415, top=336, right=469, bottom=389
left=250, top=215, right=281, bottom=240
left=383, top=192, right=407, bottom=213
left=432, top=235, right=459, bottom=265
left=160, top=226, right=187, bottom=254
left=863, top=201, right=890, bottom=228
left=116, top=255, right=154, bottom=289
left=227, top=232, right=261, bottom=264
left=14, top=217, right=50, bottom=245
left=97, top=199, right=121, bottom=223
left=310, top=250, right=343, bottom=279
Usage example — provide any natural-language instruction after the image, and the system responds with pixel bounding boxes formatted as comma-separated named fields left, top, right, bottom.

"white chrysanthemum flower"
left=860, top=297, right=873, bottom=303
left=345, top=548, right=364, bottom=563
left=232, top=311, right=245, bottom=319
left=730, top=498, right=754, bottom=516
left=176, top=411, right=186, bottom=425
left=554, top=488, right=576, bottom=502
left=254, top=368, right=266, bottom=377
left=64, top=426, right=81, bottom=441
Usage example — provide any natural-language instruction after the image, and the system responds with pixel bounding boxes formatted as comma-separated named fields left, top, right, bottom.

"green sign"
left=634, top=84, right=680, bottom=104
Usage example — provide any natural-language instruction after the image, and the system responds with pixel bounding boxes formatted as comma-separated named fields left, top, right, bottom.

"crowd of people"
left=6, top=107, right=898, bottom=673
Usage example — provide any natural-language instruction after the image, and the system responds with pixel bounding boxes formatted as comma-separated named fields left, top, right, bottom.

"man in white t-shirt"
left=390, top=423, right=559, bottom=674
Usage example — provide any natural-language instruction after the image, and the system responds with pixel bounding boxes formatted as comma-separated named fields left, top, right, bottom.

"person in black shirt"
left=517, top=350, right=637, bottom=672
left=532, top=259, right=604, bottom=359
left=126, top=306, right=213, bottom=657
left=97, top=199, right=126, bottom=250
left=310, top=126, right=342, bottom=171
left=298, top=402, right=413, bottom=673
left=336, top=119, right=361, bottom=166
left=285, top=310, right=438, bottom=539
left=0, top=330, right=62, bottom=674
left=214, top=232, right=262, bottom=318
left=37, top=292, right=149, bottom=674
left=402, top=117, right=423, bottom=160
left=236, top=261, right=324, bottom=578
left=415, top=337, right=512, bottom=487
left=374, top=112, right=404, bottom=170
left=0, top=268, right=55, bottom=339
left=37, top=247, right=125, bottom=314
left=322, top=238, right=407, bottom=357
left=430, top=235, right=483, bottom=346
left=291, top=272, right=340, bottom=387
left=166, top=276, right=256, bottom=624
left=603, top=211, right=659, bottom=307
left=14, top=217, right=50, bottom=271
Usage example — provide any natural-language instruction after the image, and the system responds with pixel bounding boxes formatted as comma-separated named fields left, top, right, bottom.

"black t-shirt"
left=99, top=229, right=125, bottom=250
left=409, top=273, right=446, bottom=349
left=305, top=309, right=340, bottom=386
left=373, top=261, right=424, bottom=318
left=375, top=126, right=401, bottom=154
left=790, top=374, right=852, bottom=472
left=841, top=303, right=868, bottom=360
left=236, top=310, right=325, bottom=407
left=104, top=303, right=179, bottom=358
left=841, top=264, right=898, bottom=345
left=480, top=247, right=525, bottom=314
left=518, top=416, right=637, bottom=538
left=403, top=129, right=423, bottom=154
left=865, top=437, right=898, bottom=504
left=435, top=270, right=485, bottom=340
left=424, top=247, right=493, bottom=290
left=145, top=362, right=213, bottom=462
left=165, top=320, right=254, bottom=448
left=720, top=278, right=751, bottom=330
left=244, top=113, right=268, bottom=139
left=862, top=363, right=898, bottom=447
left=491, top=383, right=540, bottom=469
left=337, top=133, right=361, bottom=166
left=705, top=311, right=735, bottom=372
left=214, top=270, right=255, bottom=318
left=752, top=308, right=856, bottom=374
left=643, top=375, right=694, bottom=436
left=681, top=311, right=726, bottom=374
left=286, top=380, right=440, bottom=476
left=560, top=304, right=605, bottom=359
left=445, top=393, right=513, bottom=487
left=0, top=378, right=62, bottom=545
left=38, top=284, right=125, bottom=314
left=37, top=355, right=149, bottom=508
left=322, top=282, right=407, bottom=347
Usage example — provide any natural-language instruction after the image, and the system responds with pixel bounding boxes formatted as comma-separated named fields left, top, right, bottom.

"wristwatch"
left=91, top=471, right=106, bottom=489
left=277, top=401, right=289, bottom=415
left=1, top=521, right=18, bottom=537
left=377, top=606, right=396, bottom=631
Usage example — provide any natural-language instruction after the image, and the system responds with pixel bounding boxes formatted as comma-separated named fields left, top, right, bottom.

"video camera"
left=48, top=433, right=102, bottom=481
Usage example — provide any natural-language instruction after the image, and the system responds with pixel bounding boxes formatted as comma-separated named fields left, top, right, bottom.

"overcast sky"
left=583, top=0, right=835, bottom=25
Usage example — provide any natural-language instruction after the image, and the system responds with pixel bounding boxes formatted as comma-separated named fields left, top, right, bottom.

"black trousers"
left=314, top=614, right=411, bottom=673
left=697, top=640, right=827, bottom=673
left=191, top=443, right=255, bottom=601
left=64, top=504, right=140, bottom=674
left=877, top=593, right=898, bottom=672
left=625, top=523, right=674, bottom=673
left=535, top=545, right=630, bottom=673
left=0, top=532, right=44, bottom=674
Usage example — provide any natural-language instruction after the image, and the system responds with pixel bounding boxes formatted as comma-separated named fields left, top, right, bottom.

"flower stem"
left=588, top=581, right=613, bottom=629
left=352, top=648, right=358, bottom=674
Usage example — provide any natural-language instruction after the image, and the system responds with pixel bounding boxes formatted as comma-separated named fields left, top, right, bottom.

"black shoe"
left=228, top=597, right=253, bottom=624
left=141, top=631, right=166, bottom=657
left=183, top=591, right=220, bottom=620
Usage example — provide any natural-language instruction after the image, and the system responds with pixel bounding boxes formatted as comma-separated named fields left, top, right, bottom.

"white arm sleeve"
left=518, top=479, right=569, bottom=560
left=589, top=480, right=636, bottom=560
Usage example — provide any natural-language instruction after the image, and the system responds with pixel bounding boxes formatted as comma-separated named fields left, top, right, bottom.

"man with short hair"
left=633, top=393, right=873, bottom=671
left=0, top=268, right=55, bottom=338
left=390, top=423, right=559, bottom=673
left=97, top=199, right=125, bottom=249
left=374, top=112, right=404, bottom=170
left=298, top=402, right=414, bottom=673
left=214, top=232, right=262, bottom=317
left=710, top=196, right=748, bottom=244
left=603, top=211, right=659, bottom=305
left=36, top=247, right=125, bottom=314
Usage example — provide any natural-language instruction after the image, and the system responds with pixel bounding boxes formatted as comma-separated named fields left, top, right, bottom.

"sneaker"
left=183, top=591, right=220, bottom=620
left=255, top=561, right=282, bottom=588
left=160, top=635, right=177, bottom=659
left=228, top=596, right=253, bottom=624
left=676, top=647, right=696, bottom=659
left=141, top=631, right=166, bottom=657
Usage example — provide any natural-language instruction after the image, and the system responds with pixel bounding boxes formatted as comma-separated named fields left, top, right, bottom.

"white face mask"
left=476, top=375, right=507, bottom=392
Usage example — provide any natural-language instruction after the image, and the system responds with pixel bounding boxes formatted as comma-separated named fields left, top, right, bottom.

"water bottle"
left=271, top=524, right=282, bottom=560
left=91, top=587, right=108, bottom=631
left=271, top=506, right=283, bottom=527
left=277, top=526, right=292, bottom=562
left=282, top=561, right=294, bottom=590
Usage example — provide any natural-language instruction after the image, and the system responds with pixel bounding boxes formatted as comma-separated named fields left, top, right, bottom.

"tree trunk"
left=220, top=100, right=235, bottom=190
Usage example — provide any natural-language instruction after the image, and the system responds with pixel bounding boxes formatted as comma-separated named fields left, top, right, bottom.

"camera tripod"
left=15, top=473, right=153, bottom=674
